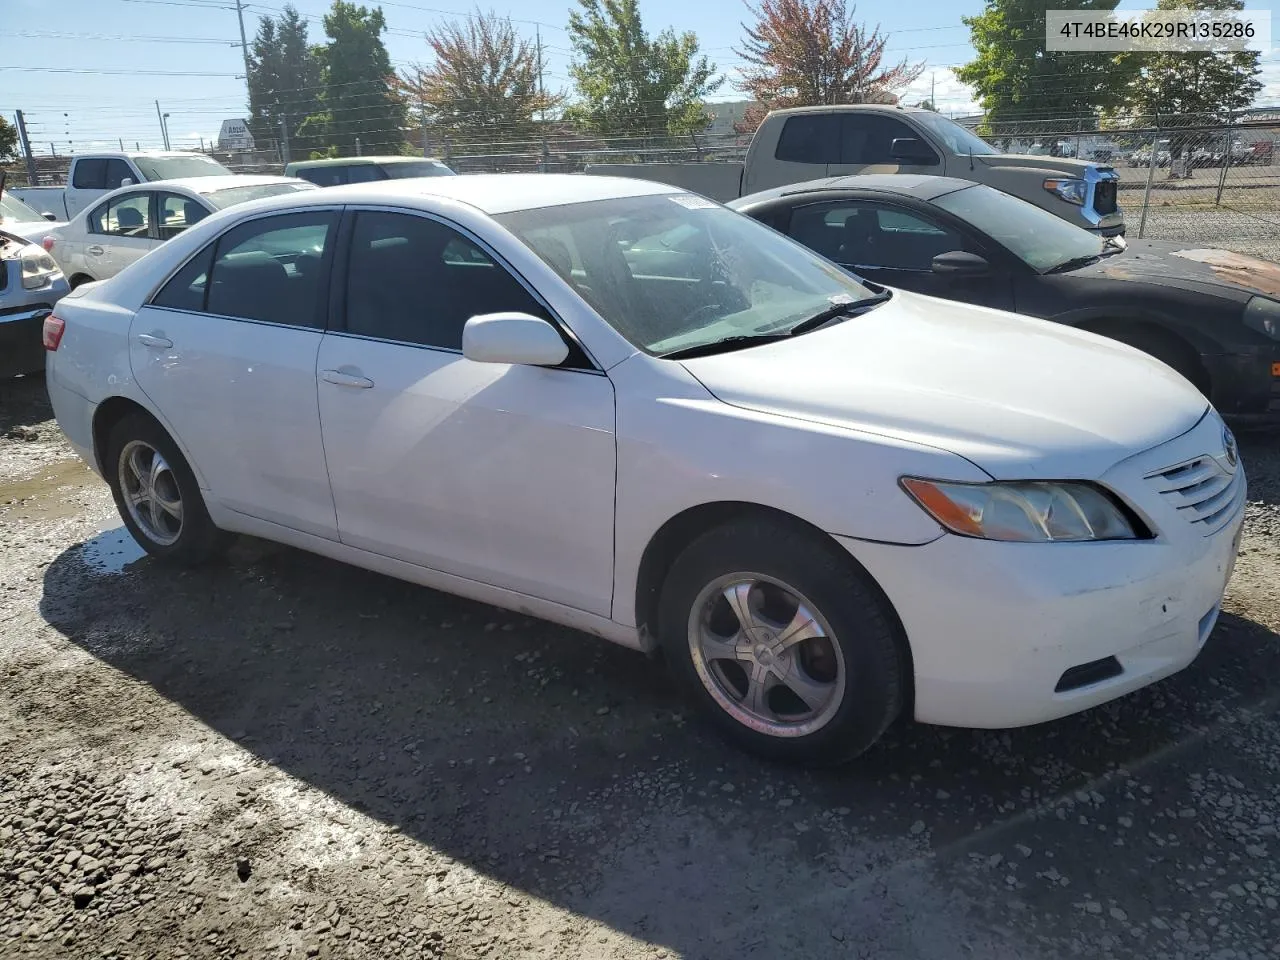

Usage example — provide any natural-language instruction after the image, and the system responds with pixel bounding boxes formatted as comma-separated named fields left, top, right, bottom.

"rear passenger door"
left=130, top=210, right=341, bottom=539
left=746, top=113, right=842, bottom=193
left=315, top=208, right=617, bottom=616
left=84, top=191, right=157, bottom=279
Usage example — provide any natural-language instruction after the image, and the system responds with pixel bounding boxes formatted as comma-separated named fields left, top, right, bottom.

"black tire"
left=105, top=412, right=227, bottom=565
left=1107, top=326, right=1208, bottom=395
left=69, top=275, right=93, bottom=290
left=658, top=518, right=906, bottom=766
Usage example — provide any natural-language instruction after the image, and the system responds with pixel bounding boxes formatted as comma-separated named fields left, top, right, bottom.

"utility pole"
left=279, top=116, right=291, bottom=165
left=536, top=24, right=545, bottom=123
left=14, top=111, right=38, bottom=185
left=156, top=100, right=170, bottom=150
left=420, top=98, right=428, bottom=158
left=234, top=0, right=253, bottom=87
left=931, top=73, right=935, bottom=109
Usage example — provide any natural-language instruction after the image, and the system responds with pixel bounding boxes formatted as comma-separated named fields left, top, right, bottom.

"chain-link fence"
left=5, top=111, right=1278, bottom=260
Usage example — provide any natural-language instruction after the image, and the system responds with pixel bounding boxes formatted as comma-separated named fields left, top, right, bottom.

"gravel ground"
left=3, top=373, right=1280, bottom=960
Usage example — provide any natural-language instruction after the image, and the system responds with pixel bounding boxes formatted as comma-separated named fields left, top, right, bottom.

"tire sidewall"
left=659, top=520, right=904, bottom=765
left=106, top=413, right=221, bottom=565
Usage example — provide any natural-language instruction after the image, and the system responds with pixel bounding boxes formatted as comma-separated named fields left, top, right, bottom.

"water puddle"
left=80, top=525, right=147, bottom=576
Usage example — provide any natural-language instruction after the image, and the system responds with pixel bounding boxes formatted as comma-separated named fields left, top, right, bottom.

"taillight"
left=43, top=315, right=66, bottom=351
left=41, top=236, right=55, bottom=253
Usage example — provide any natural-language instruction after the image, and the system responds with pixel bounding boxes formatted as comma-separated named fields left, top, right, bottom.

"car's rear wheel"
left=105, top=413, right=226, bottom=565
left=658, top=518, right=905, bottom=765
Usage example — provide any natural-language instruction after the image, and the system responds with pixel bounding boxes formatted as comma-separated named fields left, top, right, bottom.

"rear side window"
left=775, top=115, right=841, bottom=164
left=89, top=193, right=153, bottom=238
left=205, top=212, right=336, bottom=327
left=72, top=159, right=107, bottom=190
left=152, top=244, right=215, bottom=312
left=346, top=164, right=386, bottom=184
left=297, top=166, right=347, bottom=187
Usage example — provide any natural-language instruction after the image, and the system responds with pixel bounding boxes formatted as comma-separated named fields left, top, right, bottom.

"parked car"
left=1, top=188, right=67, bottom=240
left=9, top=151, right=234, bottom=222
left=1, top=227, right=68, bottom=378
left=732, top=175, right=1280, bottom=423
left=284, top=156, right=456, bottom=186
left=44, top=174, right=1242, bottom=765
left=586, top=104, right=1124, bottom=236
left=42, top=175, right=318, bottom=287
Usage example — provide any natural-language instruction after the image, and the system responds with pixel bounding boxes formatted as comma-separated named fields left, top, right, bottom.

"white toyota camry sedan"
left=44, top=174, right=1244, bottom=765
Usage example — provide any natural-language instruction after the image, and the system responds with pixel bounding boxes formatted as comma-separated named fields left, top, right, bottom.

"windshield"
left=202, top=182, right=316, bottom=209
left=382, top=161, right=456, bottom=179
left=133, top=155, right=232, bottom=180
left=911, top=112, right=998, bottom=157
left=0, top=192, right=44, bottom=222
left=497, top=194, right=876, bottom=356
left=934, top=183, right=1104, bottom=272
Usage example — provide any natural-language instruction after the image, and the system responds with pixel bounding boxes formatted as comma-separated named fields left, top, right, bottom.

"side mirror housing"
left=889, top=137, right=939, bottom=166
left=120, top=177, right=135, bottom=187
left=462, top=312, right=570, bottom=367
left=43, top=212, right=58, bottom=221
left=931, top=251, right=990, bottom=277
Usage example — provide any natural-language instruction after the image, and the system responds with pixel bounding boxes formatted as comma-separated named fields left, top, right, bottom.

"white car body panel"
left=44, top=174, right=1244, bottom=733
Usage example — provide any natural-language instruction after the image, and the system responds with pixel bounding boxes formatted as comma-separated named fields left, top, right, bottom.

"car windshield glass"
left=0, top=192, right=43, bottom=222
left=934, top=183, right=1104, bottom=272
left=497, top=194, right=876, bottom=356
left=202, top=182, right=315, bottom=209
left=132, top=155, right=233, bottom=180
left=911, top=112, right=999, bottom=156
left=381, top=161, right=456, bottom=179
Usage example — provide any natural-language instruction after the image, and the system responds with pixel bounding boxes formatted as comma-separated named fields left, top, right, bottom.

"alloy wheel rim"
left=118, top=440, right=184, bottom=547
left=687, top=573, right=846, bottom=738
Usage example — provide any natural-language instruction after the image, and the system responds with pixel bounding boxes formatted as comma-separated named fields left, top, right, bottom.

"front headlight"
left=901, top=478, right=1138, bottom=542
left=1243, top=296, right=1280, bottom=341
left=20, top=245, right=60, bottom=290
left=1043, top=178, right=1087, bottom=206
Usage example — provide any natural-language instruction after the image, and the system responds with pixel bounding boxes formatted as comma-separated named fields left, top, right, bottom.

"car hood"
left=977, top=154, right=1106, bottom=175
left=679, top=290, right=1208, bottom=480
left=1069, top=240, right=1280, bottom=302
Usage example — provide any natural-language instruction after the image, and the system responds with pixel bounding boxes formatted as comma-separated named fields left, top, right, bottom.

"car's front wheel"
left=659, top=518, right=906, bottom=765
left=106, top=413, right=226, bottom=565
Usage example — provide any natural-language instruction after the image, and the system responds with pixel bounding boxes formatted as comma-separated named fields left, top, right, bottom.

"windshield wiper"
left=659, top=292, right=892, bottom=360
left=1045, top=254, right=1101, bottom=274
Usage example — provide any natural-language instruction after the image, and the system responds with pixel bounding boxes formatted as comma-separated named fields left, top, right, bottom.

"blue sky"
left=3, top=0, right=1278, bottom=153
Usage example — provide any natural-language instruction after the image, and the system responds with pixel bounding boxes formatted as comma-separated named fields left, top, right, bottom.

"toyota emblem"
left=1224, top=428, right=1239, bottom=469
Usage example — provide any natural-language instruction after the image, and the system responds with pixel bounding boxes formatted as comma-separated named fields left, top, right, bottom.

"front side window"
left=157, top=192, right=209, bottom=241
left=775, top=115, right=842, bottom=165
left=104, top=159, right=135, bottom=190
left=344, top=210, right=561, bottom=354
left=89, top=193, right=153, bottom=238
left=205, top=212, right=335, bottom=327
left=498, top=193, right=877, bottom=357
left=297, top=167, right=347, bottom=187
left=788, top=200, right=962, bottom=270
left=345, top=164, right=386, bottom=184
left=840, top=116, right=936, bottom=166
left=72, top=159, right=107, bottom=190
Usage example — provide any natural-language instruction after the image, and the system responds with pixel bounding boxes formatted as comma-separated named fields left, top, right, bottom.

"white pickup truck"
left=589, top=105, right=1125, bottom=236
left=10, top=151, right=234, bottom=222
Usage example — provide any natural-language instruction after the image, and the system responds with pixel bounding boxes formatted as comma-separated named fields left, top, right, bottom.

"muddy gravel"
left=3, top=372, right=1280, bottom=960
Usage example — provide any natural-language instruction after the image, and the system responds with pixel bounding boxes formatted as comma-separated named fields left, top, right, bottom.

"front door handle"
left=320, top=368, right=374, bottom=389
left=87, top=245, right=105, bottom=256
left=136, top=333, right=172, bottom=348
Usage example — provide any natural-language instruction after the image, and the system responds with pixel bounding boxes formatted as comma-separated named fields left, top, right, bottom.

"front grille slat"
left=1146, top=453, right=1243, bottom=536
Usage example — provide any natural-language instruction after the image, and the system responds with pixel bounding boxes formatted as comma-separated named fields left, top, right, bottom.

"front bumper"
left=843, top=411, right=1244, bottom=729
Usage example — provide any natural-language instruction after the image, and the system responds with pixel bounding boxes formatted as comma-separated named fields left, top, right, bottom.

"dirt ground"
left=3, top=372, right=1280, bottom=960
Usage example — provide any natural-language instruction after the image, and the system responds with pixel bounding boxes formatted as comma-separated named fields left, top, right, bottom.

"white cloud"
left=900, top=68, right=980, bottom=116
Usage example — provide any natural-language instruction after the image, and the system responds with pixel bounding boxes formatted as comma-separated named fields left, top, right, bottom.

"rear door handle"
left=320, top=369, right=374, bottom=389
left=136, top=333, right=172, bottom=348
left=87, top=245, right=105, bottom=256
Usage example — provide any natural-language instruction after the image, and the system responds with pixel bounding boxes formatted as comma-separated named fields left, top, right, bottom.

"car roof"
left=159, top=174, right=310, bottom=195
left=730, top=174, right=978, bottom=209
left=81, top=151, right=216, bottom=160
left=286, top=156, right=448, bottom=169
left=231, top=173, right=682, bottom=216
left=769, top=104, right=937, bottom=118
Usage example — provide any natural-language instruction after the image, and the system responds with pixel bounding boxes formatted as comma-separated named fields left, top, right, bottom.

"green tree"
left=397, top=11, right=562, bottom=148
left=247, top=5, right=324, bottom=157
left=306, top=2, right=405, bottom=156
left=1118, top=0, right=1261, bottom=123
left=0, top=115, right=18, bottom=162
left=567, top=0, right=723, bottom=137
left=957, top=0, right=1133, bottom=130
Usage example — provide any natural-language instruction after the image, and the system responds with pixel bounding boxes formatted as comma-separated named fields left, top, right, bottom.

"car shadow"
left=38, top=528, right=1280, bottom=958
left=1237, top=429, right=1280, bottom=508
left=0, top=371, right=49, bottom=433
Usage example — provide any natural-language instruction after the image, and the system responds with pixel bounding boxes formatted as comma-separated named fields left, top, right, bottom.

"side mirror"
left=462, top=312, right=569, bottom=367
left=120, top=177, right=135, bottom=187
left=889, top=137, right=939, bottom=166
left=43, top=212, right=57, bottom=221
left=931, top=251, right=990, bottom=277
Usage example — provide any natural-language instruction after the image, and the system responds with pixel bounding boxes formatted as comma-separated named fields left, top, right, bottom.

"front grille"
left=1094, top=179, right=1118, bottom=215
left=1146, top=455, right=1244, bottom=535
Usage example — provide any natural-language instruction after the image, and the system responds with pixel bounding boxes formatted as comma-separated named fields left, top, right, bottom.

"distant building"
left=703, top=101, right=759, bottom=137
